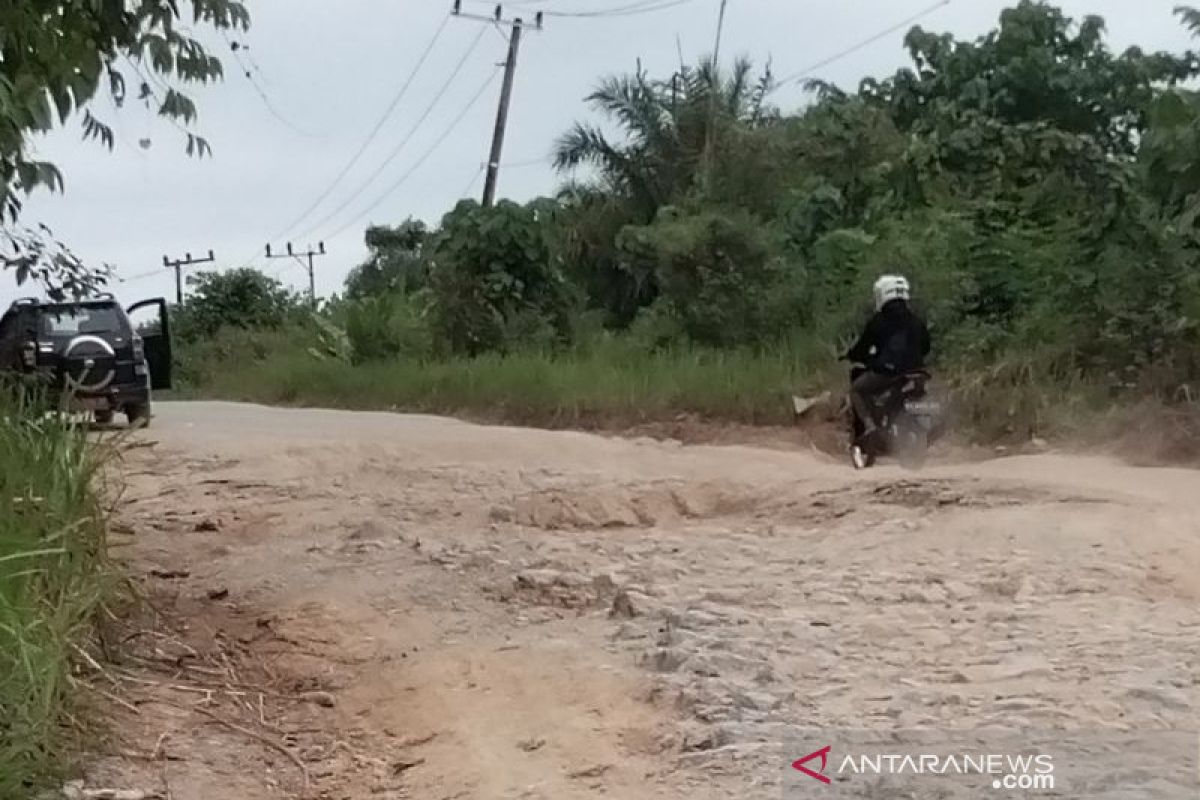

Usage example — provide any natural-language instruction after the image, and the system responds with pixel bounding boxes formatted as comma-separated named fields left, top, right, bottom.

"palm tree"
left=553, top=55, right=777, bottom=219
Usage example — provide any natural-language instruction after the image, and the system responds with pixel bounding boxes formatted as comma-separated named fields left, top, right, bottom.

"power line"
left=220, top=30, right=319, bottom=139
left=119, top=268, right=163, bottom=284
left=266, top=14, right=454, bottom=245
left=459, top=164, right=486, bottom=198
left=773, top=0, right=952, bottom=89
left=541, top=0, right=698, bottom=18
left=499, top=156, right=548, bottom=168
left=321, top=69, right=501, bottom=242
left=295, top=25, right=489, bottom=241
left=463, top=0, right=698, bottom=17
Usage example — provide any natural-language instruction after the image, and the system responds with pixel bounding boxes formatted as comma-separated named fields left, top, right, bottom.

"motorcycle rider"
left=845, top=274, right=931, bottom=447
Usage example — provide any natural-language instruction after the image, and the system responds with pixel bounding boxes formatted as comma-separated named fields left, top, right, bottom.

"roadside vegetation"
left=0, top=1, right=249, bottom=793
left=175, top=2, right=1200, bottom=449
left=0, top=390, right=114, bottom=796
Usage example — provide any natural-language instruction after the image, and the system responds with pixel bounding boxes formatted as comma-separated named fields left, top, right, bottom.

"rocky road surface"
left=82, top=402, right=1198, bottom=799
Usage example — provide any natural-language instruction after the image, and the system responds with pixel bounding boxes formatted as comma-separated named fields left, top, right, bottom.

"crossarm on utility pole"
left=162, top=249, right=216, bottom=305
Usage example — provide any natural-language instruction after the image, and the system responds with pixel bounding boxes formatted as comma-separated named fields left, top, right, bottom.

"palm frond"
left=553, top=122, right=618, bottom=171
left=1176, top=5, right=1200, bottom=36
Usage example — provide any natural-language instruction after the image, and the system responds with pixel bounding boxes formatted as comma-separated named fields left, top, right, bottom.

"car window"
left=38, top=305, right=122, bottom=337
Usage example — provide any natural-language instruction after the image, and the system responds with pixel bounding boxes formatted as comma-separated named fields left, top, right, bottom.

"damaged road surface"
left=85, top=402, right=1199, bottom=799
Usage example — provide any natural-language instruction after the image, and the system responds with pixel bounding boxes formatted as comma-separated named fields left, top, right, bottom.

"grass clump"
left=0, top=389, right=113, bottom=796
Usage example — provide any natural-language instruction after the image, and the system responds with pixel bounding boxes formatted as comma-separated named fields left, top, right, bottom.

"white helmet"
left=873, top=274, right=910, bottom=311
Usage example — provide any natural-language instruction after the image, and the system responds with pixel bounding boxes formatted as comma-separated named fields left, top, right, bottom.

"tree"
left=552, top=56, right=778, bottom=325
left=427, top=200, right=575, bottom=355
left=618, top=207, right=798, bottom=347
left=175, top=268, right=303, bottom=341
left=1139, top=8, right=1200, bottom=224
left=553, top=56, right=777, bottom=219
left=344, top=219, right=429, bottom=299
left=861, top=0, right=1198, bottom=157
left=1, top=0, right=249, bottom=297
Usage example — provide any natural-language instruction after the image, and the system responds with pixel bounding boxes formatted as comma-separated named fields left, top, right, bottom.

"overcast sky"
left=2, top=0, right=1194, bottom=307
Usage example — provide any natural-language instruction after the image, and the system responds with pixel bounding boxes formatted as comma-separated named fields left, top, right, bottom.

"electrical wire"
left=500, top=156, right=548, bottom=168
left=222, top=31, right=321, bottom=139
left=542, top=0, right=699, bottom=18
left=772, top=0, right=952, bottom=88
left=320, top=69, right=501, bottom=242
left=459, top=164, right=486, bottom=199
left=265, top=13, right=454, bottom=245
left=119, top=268, right=163, bottom=284
left=464, top=0, right=698, bottom=18
left=295, top=25, right=489, bottom=241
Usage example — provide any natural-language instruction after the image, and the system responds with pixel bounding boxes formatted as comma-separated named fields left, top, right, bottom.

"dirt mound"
left=492, top=482, right=766, bottom=530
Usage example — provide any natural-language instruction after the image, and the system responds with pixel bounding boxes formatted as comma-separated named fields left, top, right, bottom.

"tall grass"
left=182, top=330, right=839, bottom=427
left=176, top=322, right=1159, bottom=448
left=0, top=389, right=112, bottom=796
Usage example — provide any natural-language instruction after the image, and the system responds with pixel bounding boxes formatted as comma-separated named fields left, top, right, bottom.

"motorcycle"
left=848, top=364, right=944, bottom=470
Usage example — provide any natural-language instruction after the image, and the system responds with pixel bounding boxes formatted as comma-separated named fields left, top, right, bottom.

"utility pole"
left=702, top=0, right=729, bottom=193
left=452, top=2, right=543, bottom=207
left=266, top=241, right=327, bottom=308
left=162, top=250, right=215, bottom=305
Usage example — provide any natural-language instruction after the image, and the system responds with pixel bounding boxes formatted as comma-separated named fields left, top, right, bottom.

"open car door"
left=127, top=298, right=173, bottom=391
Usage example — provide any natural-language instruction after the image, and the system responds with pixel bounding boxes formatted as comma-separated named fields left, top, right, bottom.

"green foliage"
left=0, top=0, right=247, bottom=298
left=344, top=219, right=429, bottom=299
left=175, top=2, right=1200, bottom=443
left=427, top=200, right=575, bottom=355
left=344, top=292, right=433, bottom=364
left=0, top=389, right=111, bottom=795
left=175, top=268, right=305, bottom=342
left=175, top=330, right=829, bottom=427
left=862, top=0, right=1198, bottom=156
left=618, top=208, right=798, bottom=348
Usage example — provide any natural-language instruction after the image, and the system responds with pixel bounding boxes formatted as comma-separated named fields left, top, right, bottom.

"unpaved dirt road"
left=85, top=402, right=1198, bottom=799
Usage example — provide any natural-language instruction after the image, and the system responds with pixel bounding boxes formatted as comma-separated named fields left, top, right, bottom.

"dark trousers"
left=850, top=370, right=896, bottom=434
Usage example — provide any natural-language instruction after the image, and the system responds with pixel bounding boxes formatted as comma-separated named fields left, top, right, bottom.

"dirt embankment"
left=73, top=402, right=1198, bottom=799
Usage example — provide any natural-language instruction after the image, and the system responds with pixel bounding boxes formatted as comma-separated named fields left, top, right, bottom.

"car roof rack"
left=10, top=297, right=39, bottom=307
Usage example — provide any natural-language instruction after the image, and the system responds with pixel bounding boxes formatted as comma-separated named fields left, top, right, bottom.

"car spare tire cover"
left=63, top=334, right=117, bottom=392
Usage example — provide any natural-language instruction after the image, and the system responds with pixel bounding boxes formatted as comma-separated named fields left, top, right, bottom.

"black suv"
left=0, top=295, right=172, bottom=426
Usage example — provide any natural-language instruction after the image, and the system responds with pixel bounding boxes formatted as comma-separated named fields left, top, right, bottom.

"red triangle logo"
left=792, top=745, right=832, bottom=784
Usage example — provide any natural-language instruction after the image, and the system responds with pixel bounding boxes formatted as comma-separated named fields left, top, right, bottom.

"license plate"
left=905, top=400, right=941, bottom=415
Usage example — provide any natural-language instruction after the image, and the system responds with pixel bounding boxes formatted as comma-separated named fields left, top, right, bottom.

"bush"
left=427, top=199, right=576, bottom=355
left=344, top=293, right=433, bottom=364
left=175, top=268, right=307, bottom=343
left=618, top=208, right=802, bottom=348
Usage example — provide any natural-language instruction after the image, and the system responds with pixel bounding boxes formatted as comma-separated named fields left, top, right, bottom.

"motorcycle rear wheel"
left=892, top=416, right=928, bottom=471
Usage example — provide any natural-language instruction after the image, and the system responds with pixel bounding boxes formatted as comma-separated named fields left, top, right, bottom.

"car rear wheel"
left=125, top=401, right=151, bottom=428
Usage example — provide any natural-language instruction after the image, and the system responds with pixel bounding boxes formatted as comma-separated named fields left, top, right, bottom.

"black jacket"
left=846, top=299, right=930, bottom=375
